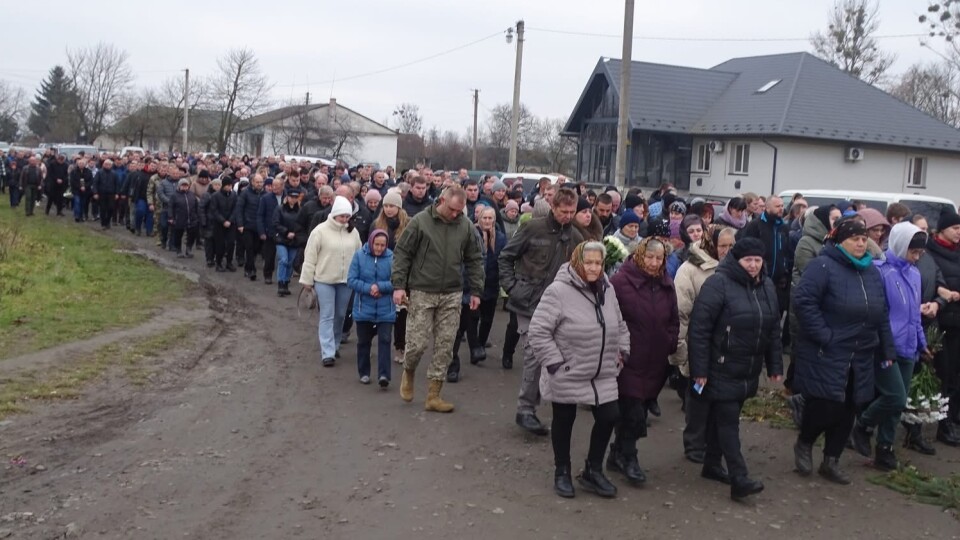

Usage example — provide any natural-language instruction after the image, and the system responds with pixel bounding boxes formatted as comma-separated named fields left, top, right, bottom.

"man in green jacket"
left=392, top=186, right=484, bottom=413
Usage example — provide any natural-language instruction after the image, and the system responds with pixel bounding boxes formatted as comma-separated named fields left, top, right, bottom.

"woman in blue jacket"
left=348, top=229, right=396, bottom=388
left=792, top=217, right=897, bottom=484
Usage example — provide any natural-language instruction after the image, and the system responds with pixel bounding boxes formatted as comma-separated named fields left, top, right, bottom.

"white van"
left=284, top=155, right=336, bottom=167
left=120, top=146, right=145, bottom=157
left=500, top=173, right=561, bottom=195
left=778, top=189, right=957, bottom=230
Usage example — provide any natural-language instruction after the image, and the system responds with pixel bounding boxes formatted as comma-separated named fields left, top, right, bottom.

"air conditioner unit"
left=846, top=147, right=864, bottom=162
left=708, top=140, right=724, bottom=153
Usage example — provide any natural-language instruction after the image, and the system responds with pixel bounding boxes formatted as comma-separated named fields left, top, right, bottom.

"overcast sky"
left=0, top=0, right=945, bottom=135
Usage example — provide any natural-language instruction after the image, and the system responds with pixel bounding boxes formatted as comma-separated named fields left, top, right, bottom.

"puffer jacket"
left=272, top=202, right=302, bottom=247
left=168, top=190, right=200, bottom=229
left=209, top=189, right=237, bottom=226
left=792, top=242, right=897, bottom=405
left=158, top=177, right=178, bottom=209
left=926, top=233, right=960, bottom=329
left=257, top=191, right=281, bottom=237
left=669, top=242, right=719, bottom=376
left=876, top=247, right=926, bottom=361
left=530, top=263, right=630, bottom=406
left=300, top=217, right=362, bottom=286
left=610, top=259, right=679, bottom=400
left=348, top=238, right=396, bottom=323
left=499, top=212, right=583, bottom=318
left=232, top=185, right=262, bottom=229
left=688, top=256, right=783, bottom=402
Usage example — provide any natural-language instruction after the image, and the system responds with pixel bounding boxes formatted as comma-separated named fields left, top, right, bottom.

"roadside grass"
left=870, top=466, right=960, bottom=516
left=741, top=388, right=795, bottom=429
left=0, top=323, right=193, bottom=419
left=0, top=204, right=187, bottom=359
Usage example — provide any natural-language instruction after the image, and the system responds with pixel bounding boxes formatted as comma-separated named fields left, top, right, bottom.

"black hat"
left=198, top=170, right=210, bottom=179
left=220, top=176, right=234, bottom=185
left=939, top=209, right=960, bottom=231
left=648, top=216, right=670, bottom=238
left=285, top=188, right=301, bottom=198
left=623, top=194, right=644, bottom=210
left=731, top=237, right=765, bottom=260
left=576, top=197, right=591, bottom=213
left=832, top=215, right=868, bottom=243
left=909, top=231, right=928, bottom=251
left=813, top=204, right=836, bottom=230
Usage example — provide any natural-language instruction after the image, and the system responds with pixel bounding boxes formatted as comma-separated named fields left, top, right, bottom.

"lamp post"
left=506, top=20, right=524, bottom=173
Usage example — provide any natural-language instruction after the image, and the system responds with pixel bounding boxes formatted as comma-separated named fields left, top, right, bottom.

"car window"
left=902, top=200, right=952, bottom=230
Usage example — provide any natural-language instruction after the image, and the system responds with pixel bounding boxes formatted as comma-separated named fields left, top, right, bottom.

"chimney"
left=328, top=97, right=337, bottom=125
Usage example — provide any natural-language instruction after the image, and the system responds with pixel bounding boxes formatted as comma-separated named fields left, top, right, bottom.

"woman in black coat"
left=792, top=217, right=896, bottom=484
left=688, top=238, right=783, bottom=501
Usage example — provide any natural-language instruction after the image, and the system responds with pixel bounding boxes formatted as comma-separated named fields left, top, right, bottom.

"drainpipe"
left=760, top=136, right=778, bottom=195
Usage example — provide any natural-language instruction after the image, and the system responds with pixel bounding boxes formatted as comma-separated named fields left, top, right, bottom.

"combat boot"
left=424, top=379, right=454, bottom=413
left=400, top=369, right=415, bottom=402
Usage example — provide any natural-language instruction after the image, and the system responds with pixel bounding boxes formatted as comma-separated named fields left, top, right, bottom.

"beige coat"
left=668, top=242, right=719, bottom=376
left=299, top=218, right=362, bottom=286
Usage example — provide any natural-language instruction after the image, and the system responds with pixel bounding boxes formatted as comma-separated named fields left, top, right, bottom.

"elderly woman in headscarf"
left=529, top=241, right=630, bottom=499
left=609, top=237, right=679, bottom=487
left=667, top=200, right=688, bottom=250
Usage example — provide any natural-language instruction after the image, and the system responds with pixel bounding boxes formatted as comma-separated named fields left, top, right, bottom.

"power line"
left=527, top=26, right=927, bottom=43
left=275, top=30, right=507, bottom=89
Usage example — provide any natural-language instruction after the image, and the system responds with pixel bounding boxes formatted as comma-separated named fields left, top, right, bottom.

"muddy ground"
left=1, top=226, right=958, bottom=540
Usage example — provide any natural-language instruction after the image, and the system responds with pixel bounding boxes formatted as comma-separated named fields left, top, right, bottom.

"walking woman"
left=272, top=188, right=303, bottom=297
left=850, top=222, right=930, bottom=470
left=466, top=205, right=506, bottom=364
left=609, top=237, right=679, bottom=486
left=372, top=191, right=411, bottom=365
left=792, top=217, right=896, bottom=484
left=688, top=238, right=783, bottom=500
left=348, top=229, right=396, bottom=388
left=528, top=241, right=630, bottom=499
left=300, top=196, right=363, bottom=367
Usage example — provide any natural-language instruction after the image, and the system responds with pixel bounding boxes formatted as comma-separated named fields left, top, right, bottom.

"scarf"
left=837, top=245, right=874, bottom=270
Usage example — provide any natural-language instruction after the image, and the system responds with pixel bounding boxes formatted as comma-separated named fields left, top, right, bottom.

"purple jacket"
left=875, top=252, right=926, bottom=360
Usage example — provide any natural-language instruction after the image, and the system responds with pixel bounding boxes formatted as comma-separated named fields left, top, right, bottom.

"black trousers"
left=935, top=327, right=960, bottom=421
left=704, top=399, right=748, bottom=479
left=115, top=196, right=129, bottom=225
left=203, top=228, right=215, bottom=264
left=213, top=225, right=236, bottom=264
left=261, top=237, right=276, bottom=279
left=683, top=385, right=709, bottom=458
left=502, top=311, right=520, bottom=359
left=172, top=226, right=199, bottom=253
left=45, top=187, right=64, bottom=214
left=98, top=195, right=115, bottom=227
left=552, top=401, right=619, bottom=468
left=394, top=309, right=407, bottom=351
left=240, top=229, right=262, bottom=274
left=613, top=396, right=648, bottom=458
left=449, top=305, right=472, bottom=375
left=467, top=298, right=497, bottom=349
left=799, top=397, right=856, bottom=458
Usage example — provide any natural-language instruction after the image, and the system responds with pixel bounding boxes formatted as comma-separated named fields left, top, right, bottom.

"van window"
left=802, top=196, right=884, bottom=213
left=902, top=200, right=952, bottom=230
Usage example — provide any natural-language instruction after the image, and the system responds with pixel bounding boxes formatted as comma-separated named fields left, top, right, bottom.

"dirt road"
left=1, top=229, right=958, bottom=539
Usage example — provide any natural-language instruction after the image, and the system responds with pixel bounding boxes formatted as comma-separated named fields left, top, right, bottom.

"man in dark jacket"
left=499, top=187, right=583, bottom=434
left=19, top=156, right=43, bottom=216
left=127, top=161, right=151, bottom=235
left=297, top=185, right=334, bottom=234
left=403, top=176, right=432, bottom=217
left=69, top=158, right=94, bottom=222
left=925, top=209, right=960, bottom=446
left=392, top=186, right=484, bottom=413
left=594, top=193, right=619, bottom=237
left=168, top=178, right=200, bottom=258
left=257, top=178, right=284, bottom=285
left=91, top=159, right=119, bottom=229
left=737, top=196, right=791, bottom=317
left=210, top=177, right=238, bottom=272
left=234, top=173, right=265, bottom=280
left=45, top=154, right=69, bottom=216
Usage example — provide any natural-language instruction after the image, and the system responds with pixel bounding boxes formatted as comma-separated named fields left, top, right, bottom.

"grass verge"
left=0, top=323, right=193, bottom=418
left=0, top=204, right=187, bottom=359
left=869, top=465, right=960, bottom=515
left=741, top=388, right=795, bottom=429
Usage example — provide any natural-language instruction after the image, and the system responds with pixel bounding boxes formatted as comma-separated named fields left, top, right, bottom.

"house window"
left=907, top=156, right=927, bottom=188
left=695, top=144, right=711, bottom=173
left=732, top=143, right=750, bottom=175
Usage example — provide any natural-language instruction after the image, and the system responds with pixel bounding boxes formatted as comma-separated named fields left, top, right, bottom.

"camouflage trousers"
left=403, top=290, right=462, bottom=381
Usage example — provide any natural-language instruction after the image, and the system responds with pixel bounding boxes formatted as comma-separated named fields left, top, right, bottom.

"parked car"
left=500, top=173, right=560, bottom=194
left=50, top=144, right=99, bottom=160
left=120, top=146, right=145, bottom=157
left=778, top=189, right=958, bottom=230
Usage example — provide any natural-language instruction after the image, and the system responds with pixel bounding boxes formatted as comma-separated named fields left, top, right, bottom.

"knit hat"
left=491, top=180, right=507, bottom=192
left=505, top=200, right=519, bottom=213
left=669, top=200, right=687, bottom=215
left=285, top=188, right=301, bottom=198
left=813, top=205, right=836, bottom=230
left=177, top=178, right=190, bottom=187
left=731, top=237, right=765, bottom=260
left=198, top=170, right=210, bottom=179
left=909, top=232, right=928, bottom=251
left=619, top=210, right=641, bottom=228
left=939, top=208, right=960, bottom=231
left=832, top=216, right=868, bottom=243
left=383, top=191, right=403, bottom=208
left=364, top=190, right=382, bottom=204
left=330, top=196, right=353, bottom=219
left=648, top=216, right=670, bottom=238
left=623, top=194, right=644, bottom=210
left=576, top=197, right=592, bottom=213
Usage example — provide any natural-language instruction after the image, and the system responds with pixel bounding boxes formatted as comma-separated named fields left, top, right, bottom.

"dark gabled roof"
left=567, top=52, right=960, bottom=152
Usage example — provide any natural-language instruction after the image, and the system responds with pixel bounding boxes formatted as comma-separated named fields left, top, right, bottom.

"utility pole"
left=182, top=68, right=190, bottom=153
left=472, top=89, right=479, bottom=170
left=305, top=91, right=310, bottom=105
left=614, top=1, right=634, bottom=189
left=508, top=20, right=524, bottom=173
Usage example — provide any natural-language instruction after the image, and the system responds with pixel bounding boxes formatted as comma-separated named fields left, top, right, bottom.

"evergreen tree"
left=28, top=65, right=79, bottom=141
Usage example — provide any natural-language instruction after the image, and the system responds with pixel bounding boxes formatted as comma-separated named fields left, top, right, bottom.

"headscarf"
left=632, top=237, right=668, bottom=277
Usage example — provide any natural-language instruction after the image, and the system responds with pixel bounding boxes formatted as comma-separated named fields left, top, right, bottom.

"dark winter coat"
left=272, top=203, right=302, bottom=247
left=232, top=186, right=262, bottom=229
left=45, top=160, right=68, bottom=192
left=199, top=188, right=215, bottom=229
left=91, top=169, right=118, bottom=195
left=737, top=211, right=791, bottom=286
left=168, top=190, right=200, bottom=229
left=792, top=242, right=897, bottom=405
left=402, top=192, right=432, bottom=217
left=348, top=243, right=396, bottom=323
left=209, top=189, right=237, bottom=228
left=297, top=198, right=330, bottom=234
left=688, top=256, right=783, bottom=402
left=926, top=235, right=960, bottom=329
left=127, top=171, right=149, bottom=201
left=610, top=260, right=680, bottom=400
left=69, top=167, right=93, bottom=195
left=478, top=228, right=507, bottom=301
left=499, top=212, right=583, bottom=318
left=353, top=204, right=374, bottom=244
left=257, top=192, right=281, bottom=237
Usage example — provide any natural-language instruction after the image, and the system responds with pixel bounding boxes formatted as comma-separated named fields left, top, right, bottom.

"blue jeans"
left=314, top=282, right=352, bottom=360
left=276, top=245, right=298, bottom=283
left=860, top=357, right=915, bottom=447
left=73, top=193, right=84, bottom=220
left=356, top=321, right=393, bottom=380
left=135, top=199, right=154, bottom=235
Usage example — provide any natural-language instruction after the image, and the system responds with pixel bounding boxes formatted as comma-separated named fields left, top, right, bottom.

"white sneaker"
left=360, top=375, right=371, bottom=384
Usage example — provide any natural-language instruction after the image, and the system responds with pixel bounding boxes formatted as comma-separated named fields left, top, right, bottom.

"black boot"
left=605, top=443, right=625, bottom=474
left=730, top=476, right=764, bottom=500
left=701, top=463, right=730, bottom=485
left=577, top=460, right=617, bottom=498
left=818, top=456, right=851, bottom=485
left=469, top=346, right=487, bottom=365
left=446, top=356, right=460, bottom=383
left=936, top=420, right=960, bottom=447
left=850, top=417, right=874, bottom=457
left=874, top=444, right=898, bottom=472
left=794, top=439, right=813, bottom=476
left=554, top=464, right=575, bottom=498
left=278, top=281, right=285, bottom=297
left=515, top=412, right=549, bottom=435
left=903, top=422, right=936, bottom=455
left=619, top=453, right=647, bottom=486
left=501, top=352, right=513, bottom=369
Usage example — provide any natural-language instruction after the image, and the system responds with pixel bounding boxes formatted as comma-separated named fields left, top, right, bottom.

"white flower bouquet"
left=602, top=236, right=629, bottom=271
left=903, top=362, right=950, bottom=425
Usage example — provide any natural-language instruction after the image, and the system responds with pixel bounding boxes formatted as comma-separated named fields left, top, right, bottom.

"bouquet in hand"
left=602, top=236, right=629, bottom=271
left=903, top=362, right=949, bottom=425
left=925, top=324, right=945, bottom=355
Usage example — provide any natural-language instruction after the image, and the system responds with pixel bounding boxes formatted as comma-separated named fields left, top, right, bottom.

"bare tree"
left=109, top=89, right=156, bottom=147
left=0, top=80, right=25, bottom=141
left=268, top=99, right=326, bottom=155
left=211, top=48, right=271, bottom=153
left=890, top=62, right=960, bottom=127
left=392, top=102, right=423, bottom=135
left=66, top=42, right=134, bottom=143
left=921, top=1, right=960, bottom=43
left=151, top=75, right=211, bottom=151
left=322, top=115, right=363, bottom=162
left=486, top=103, right=537, bottom=170
left=540, top=118, right=577, bottom=175
left=810, top=0, right=895, bottom=84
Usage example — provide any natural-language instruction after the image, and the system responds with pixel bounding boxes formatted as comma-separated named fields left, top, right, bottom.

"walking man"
left=19, top=156, right=43, bottom=216
left=392, top=186, right=484, bottom=413
left=91, top=159, right=119, bottom=229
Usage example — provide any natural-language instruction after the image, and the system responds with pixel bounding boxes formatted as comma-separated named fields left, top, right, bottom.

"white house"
left=230, top=98, right=398, bottom=168
left=564, top=52, right=960, bottom=201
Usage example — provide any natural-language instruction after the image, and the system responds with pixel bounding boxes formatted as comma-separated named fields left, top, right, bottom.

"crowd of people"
left=3, top=146, right=959, bottom=502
